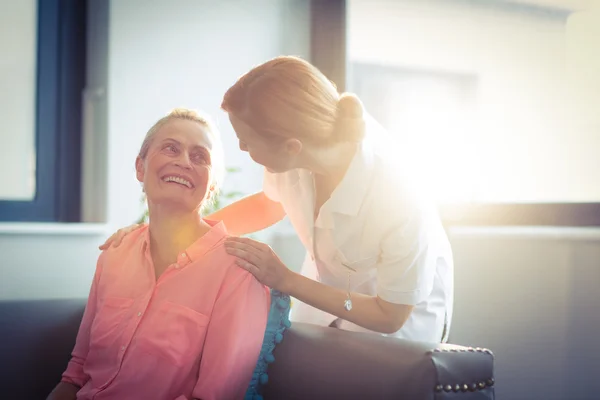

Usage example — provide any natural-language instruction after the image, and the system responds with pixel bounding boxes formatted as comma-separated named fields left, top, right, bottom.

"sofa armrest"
left=431, top=344, right=495, bottom=399
left=263, top=322, right=494, bottom=400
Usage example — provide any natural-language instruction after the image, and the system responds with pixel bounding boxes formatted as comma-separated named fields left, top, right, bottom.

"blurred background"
left=1, top=1, right=599, bottom=399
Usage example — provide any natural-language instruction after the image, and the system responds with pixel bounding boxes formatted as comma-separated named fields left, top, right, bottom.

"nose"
left=174, top=150, right=193, bottom=169
left=239, top=140, right=248, bottom=152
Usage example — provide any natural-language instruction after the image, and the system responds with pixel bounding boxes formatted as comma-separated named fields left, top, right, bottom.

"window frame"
left=310, top=0, right=600, bottom=227
left=0, top=0, right=86, bottom=222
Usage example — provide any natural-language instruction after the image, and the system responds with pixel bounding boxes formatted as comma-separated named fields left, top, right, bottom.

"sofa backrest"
left=0, top=299, right=86, bottom=399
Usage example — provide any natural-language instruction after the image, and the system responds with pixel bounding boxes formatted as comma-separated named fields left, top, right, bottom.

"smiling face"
left=136, top=118, right=215, bottom=214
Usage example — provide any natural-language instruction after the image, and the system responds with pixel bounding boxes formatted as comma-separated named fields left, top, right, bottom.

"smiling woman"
left=47, top=108, right=270, bottom=400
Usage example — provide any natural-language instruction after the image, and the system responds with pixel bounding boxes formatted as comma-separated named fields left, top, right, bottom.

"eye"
left=191, top=152, right=209, bottom=164
left=164, top=144, right=178, bottom=153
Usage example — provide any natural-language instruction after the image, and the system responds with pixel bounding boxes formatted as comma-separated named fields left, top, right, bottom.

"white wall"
left=0, top=0, right=311, bottom=300
left=449, top=228, right=600, bottom=400
left=0, top=225, right=108, bottom=300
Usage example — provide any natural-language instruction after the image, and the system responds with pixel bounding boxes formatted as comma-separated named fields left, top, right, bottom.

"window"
left=313, top=0, right=600, bottom=226
left=0, top=0, right=86, bottom=222
left=351, top=64, right=479, bottom=205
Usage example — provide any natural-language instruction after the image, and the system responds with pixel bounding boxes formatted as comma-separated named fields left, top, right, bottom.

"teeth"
left=163, top=176, right=192, bottom=188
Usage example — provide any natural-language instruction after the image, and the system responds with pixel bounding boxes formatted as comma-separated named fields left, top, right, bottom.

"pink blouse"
left=61, top=221, right=270, bottom=400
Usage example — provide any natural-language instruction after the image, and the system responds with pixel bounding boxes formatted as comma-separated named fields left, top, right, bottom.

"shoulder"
left=360, top=150, right=446, bottom=246
left=100, top=224, right=148, bottom=266
left=212, top=238, right=269, bottom=294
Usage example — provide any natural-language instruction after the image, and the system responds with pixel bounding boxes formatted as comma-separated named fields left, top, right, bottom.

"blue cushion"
left=245, top=289, right=292, bottom=400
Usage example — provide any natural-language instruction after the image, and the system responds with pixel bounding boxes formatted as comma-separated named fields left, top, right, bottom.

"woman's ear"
left=135, top=156, right=145, bottom=183
left=284, top=138, right=303, bottom=156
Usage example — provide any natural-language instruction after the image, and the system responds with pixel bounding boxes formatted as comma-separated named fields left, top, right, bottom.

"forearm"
left=46, top=382, right=79, bottom=400
left=207, top=192, right=285, bottom=236
left=282, top=272, right=410, bottom=334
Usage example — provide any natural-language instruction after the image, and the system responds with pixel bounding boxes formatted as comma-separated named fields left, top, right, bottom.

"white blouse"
left=263, top=128, right=454, bottom=343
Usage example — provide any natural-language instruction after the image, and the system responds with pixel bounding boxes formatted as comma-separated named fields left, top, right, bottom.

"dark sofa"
left=0, top=299, right=495, bottom=399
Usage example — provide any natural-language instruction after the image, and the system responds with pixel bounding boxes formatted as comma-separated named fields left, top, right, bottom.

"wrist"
left=279, top=269, right=299, bottom=294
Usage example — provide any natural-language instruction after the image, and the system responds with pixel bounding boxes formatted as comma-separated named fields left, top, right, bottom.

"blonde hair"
left=138, top=108, right=224, bottom=191
left=222, top=56, right=365, bottom=145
